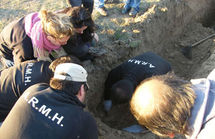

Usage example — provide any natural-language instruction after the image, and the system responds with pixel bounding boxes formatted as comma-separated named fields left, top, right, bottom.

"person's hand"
left=93, top=33, right=99, bottom=42
left=103, top=100, right=112, bottom=112
left=2, top=58, right=14, bottom=67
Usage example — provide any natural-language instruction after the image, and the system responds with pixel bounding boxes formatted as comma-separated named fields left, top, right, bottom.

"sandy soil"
left=85, top=0, right=215, bottom=139
left=1, top=0, right=215, bottom=139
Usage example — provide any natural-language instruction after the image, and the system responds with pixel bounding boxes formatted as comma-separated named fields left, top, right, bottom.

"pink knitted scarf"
left=25, top=12, right=61, bottom=52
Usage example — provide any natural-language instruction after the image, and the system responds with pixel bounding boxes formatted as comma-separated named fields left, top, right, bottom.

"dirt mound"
left=85, top=0, right=215, bottom=138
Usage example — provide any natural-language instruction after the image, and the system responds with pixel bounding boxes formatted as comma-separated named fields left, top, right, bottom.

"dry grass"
left=0, top=0, right=67, bottom=31
left=0, top=0, right=159, bottom=30
left=0, top=0, right=160, bottom=48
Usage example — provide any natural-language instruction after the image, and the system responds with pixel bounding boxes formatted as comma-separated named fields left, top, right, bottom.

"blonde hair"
left=130, top=73, right=196, bottom=137
left=39, top=10, right=72, bottom=39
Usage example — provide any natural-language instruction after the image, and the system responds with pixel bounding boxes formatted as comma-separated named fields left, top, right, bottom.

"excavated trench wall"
left=87, top=0, right=215, bottom=138
left=88, top=0, right=215, bottom=112
left=129, top=0, right=215, bottom=78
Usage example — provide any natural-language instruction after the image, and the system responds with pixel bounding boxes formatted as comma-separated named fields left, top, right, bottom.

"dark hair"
left=69, top=7, right=94, bottom=28
left=49, top=55, right=81, bottom=73
left=130, top=72, right=196, bottom=137
left=110, top=79, right=134, bottom=104
left=50, top=78, right=84, bottom=95
left=67, top=7, right=94, bottom=42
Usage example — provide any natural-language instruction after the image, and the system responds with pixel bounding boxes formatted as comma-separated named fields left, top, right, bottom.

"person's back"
left=0, top=60, right=51, bottom=122
left=0, top=55, right=81, bottom=122
left=0, top=83, right=97, bottom=139
left=0, top=62, right=98, bottom=139
left=120, top=51, right=172, bottom=83
left=104, top=52, right=172, bottom=101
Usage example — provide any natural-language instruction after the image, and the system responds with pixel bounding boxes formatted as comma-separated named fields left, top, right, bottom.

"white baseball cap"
left=53, top=63, right=88, bottom=82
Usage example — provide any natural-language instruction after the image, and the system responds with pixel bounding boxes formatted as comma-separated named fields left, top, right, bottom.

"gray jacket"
left=188, top=69, right=215, bottom=139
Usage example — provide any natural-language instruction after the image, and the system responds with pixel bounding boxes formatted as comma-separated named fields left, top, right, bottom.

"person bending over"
left=103, top=52, right=172, bottom=112
left=0, top=63, right=98, bottom=139
left=60, top=7, right=100, bottom=61
left=0, top=55, right=80, bottom=122
left=0, top=9, right=72, bottom=68
left=130, top=71, right=215, bottom=139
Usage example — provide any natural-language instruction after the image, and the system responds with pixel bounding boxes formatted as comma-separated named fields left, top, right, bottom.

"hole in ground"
left=86, top=0, right=215, bottom=138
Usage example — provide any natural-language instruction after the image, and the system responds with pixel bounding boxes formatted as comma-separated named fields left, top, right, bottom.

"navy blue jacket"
left=0, top=60, right=52, bottom=122
left=0, top=83, right=98, bottom=139
left=104, top=52, right=172, bottom=100
left=0, top=16, right=35, bottom=63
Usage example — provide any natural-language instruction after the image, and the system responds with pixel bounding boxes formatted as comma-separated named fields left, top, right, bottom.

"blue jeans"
left=124, top=0, right=140, bottom=12
left=95, top=0, right=104, bottom=8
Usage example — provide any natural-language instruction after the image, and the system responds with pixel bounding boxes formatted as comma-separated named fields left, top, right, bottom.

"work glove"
left=122, top=124, right=146, bottom=133
left=92, top=33, right=99, bottom=42
left=2, top=58, right=14, bottom=68
left=103, top=100, right=112, bottom=112
left=93, top=33, right=99, bottom=42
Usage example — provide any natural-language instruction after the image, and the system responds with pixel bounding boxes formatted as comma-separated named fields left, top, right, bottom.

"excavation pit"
left=1, top=0, right=215, bottom=138
left=85, top=0, right=215, bottom=138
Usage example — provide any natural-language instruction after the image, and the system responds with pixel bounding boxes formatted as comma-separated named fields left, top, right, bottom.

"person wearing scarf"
left=0, top=9, right=72, bottom=68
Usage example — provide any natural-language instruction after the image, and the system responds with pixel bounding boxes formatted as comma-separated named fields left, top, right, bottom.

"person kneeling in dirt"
left=0, top=9, right=72, bottom=68
left=130, top=71, right=215, bottom=139
left=103, top=52, right=172, bottom=112
left=0, top=63, right=98, bottom=139
left=0, top=55, right=80, bottom=123
left=60, top=7, right=106, bottom=61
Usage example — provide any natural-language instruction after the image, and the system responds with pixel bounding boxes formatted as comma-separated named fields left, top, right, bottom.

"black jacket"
left=104, top=52, right=172, bottom=100
left=0, top=60, right=52, bottom=122
left=0, top=83, right=98, bottom=139
left=0, top=16, right=35, bottom=63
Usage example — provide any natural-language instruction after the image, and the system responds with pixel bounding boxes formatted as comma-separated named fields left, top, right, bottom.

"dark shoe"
left=129, top=8, right=138, bottom=17
left=122, top=7, right=131, bottom=14
left=97, top=7, right=108, bottom=16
